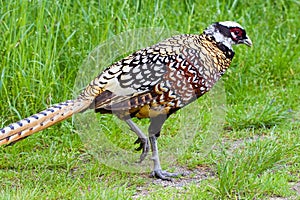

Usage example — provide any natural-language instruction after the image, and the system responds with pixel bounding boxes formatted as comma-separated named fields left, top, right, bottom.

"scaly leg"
left=148, top=115, right=180, bottom=181
left=125, top=119, right=149, bottom=162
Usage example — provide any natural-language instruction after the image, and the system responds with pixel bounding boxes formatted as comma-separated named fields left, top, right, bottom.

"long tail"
left=0, top=98, right=92, bottom=146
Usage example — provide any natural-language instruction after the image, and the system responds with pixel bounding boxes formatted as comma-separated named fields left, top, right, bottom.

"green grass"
left=0, top=0, right=299, bottom=199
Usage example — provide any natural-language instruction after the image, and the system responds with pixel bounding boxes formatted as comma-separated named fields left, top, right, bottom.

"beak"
left=242, top=37, right=252, bottom=47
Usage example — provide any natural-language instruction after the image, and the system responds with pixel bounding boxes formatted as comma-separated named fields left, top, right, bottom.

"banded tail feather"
left=0, top=99, right=91, bottom=146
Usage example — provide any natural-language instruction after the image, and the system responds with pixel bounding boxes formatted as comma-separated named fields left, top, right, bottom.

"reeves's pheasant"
left=0, top=21, right=252, bottom=180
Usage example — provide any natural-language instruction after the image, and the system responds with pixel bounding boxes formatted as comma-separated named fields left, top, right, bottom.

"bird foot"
left=150, top=169, right=181, bottom=181
left=134, top=137, right=150, bottom=163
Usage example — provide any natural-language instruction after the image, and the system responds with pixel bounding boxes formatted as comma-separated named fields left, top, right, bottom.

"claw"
left=134, top=138, right=143, bottom=151
left=134, top=137, right=150, bottom=163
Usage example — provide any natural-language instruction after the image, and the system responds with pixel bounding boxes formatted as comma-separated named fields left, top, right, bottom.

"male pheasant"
left=0, top=21, right=252, bottom=180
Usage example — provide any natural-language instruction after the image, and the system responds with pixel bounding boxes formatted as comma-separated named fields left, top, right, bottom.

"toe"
left=150, top=170, right=181, bottom=181
left=150, top=170, right=172, bottom=181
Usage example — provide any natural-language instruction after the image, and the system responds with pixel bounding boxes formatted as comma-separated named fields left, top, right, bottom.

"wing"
left=78, top=34, right=226, bottom=114
left=78, top=35, right=185, bottom=110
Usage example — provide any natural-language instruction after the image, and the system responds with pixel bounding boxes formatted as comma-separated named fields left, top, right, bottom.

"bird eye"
left=231, top=28, right=243, bottom=37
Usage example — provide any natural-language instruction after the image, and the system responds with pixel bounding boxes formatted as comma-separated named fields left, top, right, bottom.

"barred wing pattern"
left=79, top=34, right=232, bottom=119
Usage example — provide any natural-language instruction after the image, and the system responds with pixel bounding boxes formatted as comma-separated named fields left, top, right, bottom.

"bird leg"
left=125, top=119, right=149, bottom=163
left=148, top=115, right=180, bottom=181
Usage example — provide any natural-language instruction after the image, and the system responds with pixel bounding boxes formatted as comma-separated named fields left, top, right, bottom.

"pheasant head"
left=204, top=21, right=252, bottom=50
